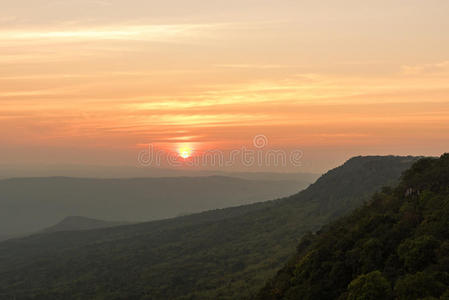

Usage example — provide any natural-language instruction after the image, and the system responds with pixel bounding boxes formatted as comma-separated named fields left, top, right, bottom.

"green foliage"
left=394, top=271, right=446, bottom=299
left=258, top=154, right=449, bottom=300
left=440, top=290, right=449, bottom=299
left=0, top=156, right=415, bottom=299
left=397, top=235, right=439, bottom=272
left=347, top=271, right=391, bottom=300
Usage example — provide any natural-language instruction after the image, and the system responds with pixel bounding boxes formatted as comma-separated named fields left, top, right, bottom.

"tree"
left=347, top=271, right=391, bottom=300
left=394, top=271, right=446, bottom=299
left=397, top=235, right=439, bottom=272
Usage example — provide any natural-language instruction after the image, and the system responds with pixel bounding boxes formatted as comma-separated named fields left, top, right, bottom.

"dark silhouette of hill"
left=0, top=156, right=417, bottom=299
left=257, top=154, right=449, bottom=299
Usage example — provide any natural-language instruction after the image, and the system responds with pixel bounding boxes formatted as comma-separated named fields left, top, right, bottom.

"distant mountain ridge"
left=0, top=235, right=12, bottom=242
left=0, top=156, right=418, bottom=299
left=42, top=216, right=128, bottom=233
left=0, top=175, right=311, bottom=236
left=0, top=164, right=320, bottom=182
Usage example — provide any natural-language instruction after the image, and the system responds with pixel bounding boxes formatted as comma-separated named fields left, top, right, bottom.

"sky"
left=1, top=0, right=449, bottom=172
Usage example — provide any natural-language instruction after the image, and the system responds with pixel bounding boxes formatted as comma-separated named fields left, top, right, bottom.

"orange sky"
left=1, top=0, right=449, bottom=172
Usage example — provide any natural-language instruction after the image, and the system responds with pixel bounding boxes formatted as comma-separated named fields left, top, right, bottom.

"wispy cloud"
left=401, top=61, right=449, bottom=76
left=214, top=64, right=292, bottom=69
left=0, top=23, right=221, bottom=43
left=0, top=16, right=18, bottom=24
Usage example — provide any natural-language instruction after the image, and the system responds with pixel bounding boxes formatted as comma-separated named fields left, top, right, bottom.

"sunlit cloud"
left=214, top=64, right=291, bottom=69
left=0, top=23, right=215, bottom=42
left=0, top=16, right=18, bottom=24
left=1, top=0, right=449, bottom=168
left=401, top=61, right=449, bottom=76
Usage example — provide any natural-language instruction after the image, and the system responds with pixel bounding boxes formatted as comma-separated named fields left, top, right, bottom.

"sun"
left=178, top=147, right=192, bottom=159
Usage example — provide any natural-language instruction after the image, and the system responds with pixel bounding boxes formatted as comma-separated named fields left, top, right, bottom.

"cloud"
left=46, top=0, right=112, bottom=8
left=214, top=64, right=291, bottom=69
left=0, top=23, right=219, bottom=43
left=90, top=0, right=113, bottom=6
left=401, top=61, right=449, bottom=76
left=0, top=16, right=18, bottom=24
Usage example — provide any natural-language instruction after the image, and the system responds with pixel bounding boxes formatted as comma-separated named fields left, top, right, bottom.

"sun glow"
left=178, top=146, right=192, bottom=159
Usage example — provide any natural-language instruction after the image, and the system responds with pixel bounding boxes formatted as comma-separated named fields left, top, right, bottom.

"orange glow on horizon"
left=1, top=1, right=449, bottom=171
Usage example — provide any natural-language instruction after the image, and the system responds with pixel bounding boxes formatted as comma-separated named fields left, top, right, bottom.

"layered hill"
left=0, top=156, right=416, bottom=299
left=0, top=175, right=311, bottom=236
left=258, top=154, right=449, bottom=300
left=0, top=235, right=12, bottom=243
left=42, top=216, right=128, bottom=233
left=0, top=165, right=319, bottom=182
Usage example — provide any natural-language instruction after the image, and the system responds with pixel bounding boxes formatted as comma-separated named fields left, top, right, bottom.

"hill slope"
left=257, top=154, right=449, bottom=300
left=0, top=175, right=309, bottom=236
left=0, top=156, right=416, bottom=299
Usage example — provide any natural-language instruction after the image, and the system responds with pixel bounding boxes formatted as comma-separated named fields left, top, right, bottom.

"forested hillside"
left=258, top=154, right=449, bottom=300
left=0, top=156, right=416, bottom=299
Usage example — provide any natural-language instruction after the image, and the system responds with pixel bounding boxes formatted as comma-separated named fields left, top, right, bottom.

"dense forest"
left=258, top=154, right=449, bottom=299
left=0, top=156, right=415, bottom=299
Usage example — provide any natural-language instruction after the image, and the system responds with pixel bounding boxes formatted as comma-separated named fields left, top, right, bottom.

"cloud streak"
left=401, top=61, right=449, bottom=76
left=0, top=23, right=216, bottom=42
left=1, top=1, right=449, bottom=168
